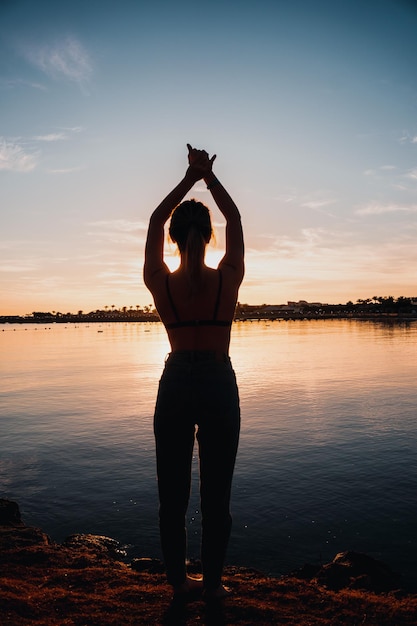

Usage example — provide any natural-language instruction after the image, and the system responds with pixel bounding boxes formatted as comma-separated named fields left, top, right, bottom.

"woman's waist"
left=165, top=350, right=230, bottom=364
left=167, top=329, right=231, bottom=356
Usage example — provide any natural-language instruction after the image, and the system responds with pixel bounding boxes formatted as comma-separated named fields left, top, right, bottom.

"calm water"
left=1, top=320, right=417, bottom=585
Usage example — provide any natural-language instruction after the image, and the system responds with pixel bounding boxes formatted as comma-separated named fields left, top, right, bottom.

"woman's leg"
left=154, top=372, right=195, bottom=587
left=196, top=364, right=240, bottom=591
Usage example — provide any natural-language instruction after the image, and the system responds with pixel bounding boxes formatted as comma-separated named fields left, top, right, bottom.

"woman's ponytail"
left=183, top=225, right=206, bottom=294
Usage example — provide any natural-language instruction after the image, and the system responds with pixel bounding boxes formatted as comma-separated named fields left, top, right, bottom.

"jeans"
left=153, top=351, right=240, bottom=590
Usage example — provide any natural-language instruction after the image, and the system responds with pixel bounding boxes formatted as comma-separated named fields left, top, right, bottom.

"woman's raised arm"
left=143, top=176, right=194, bottom=287
left=204, top=171, right=244, bottom=283
left=143, top=146, right=214, bottom=288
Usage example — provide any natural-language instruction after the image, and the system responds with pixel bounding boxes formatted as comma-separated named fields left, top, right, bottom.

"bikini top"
left=164, top=269, right=232, bottom=330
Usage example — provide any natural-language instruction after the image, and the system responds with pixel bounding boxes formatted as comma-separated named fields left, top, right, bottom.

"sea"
left=1, top=319, right=417, bottom=586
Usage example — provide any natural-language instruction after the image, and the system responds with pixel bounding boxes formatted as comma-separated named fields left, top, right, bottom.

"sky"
left=1, top=0, right=417, bottom=315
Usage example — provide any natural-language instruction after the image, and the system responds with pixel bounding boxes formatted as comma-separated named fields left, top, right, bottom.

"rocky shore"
left=1, top=499, right=416, bottom=625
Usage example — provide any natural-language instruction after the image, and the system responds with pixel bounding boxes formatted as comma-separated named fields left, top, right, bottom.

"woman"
left=143, top=144, right=244, bottom=599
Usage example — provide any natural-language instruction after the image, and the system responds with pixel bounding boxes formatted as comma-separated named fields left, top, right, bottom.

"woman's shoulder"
left=143, top=263, right=169, bottom=290
left=218, top=259, right=244, bottom=287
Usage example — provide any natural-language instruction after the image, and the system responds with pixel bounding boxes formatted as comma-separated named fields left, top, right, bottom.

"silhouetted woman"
left=144, top=144, right=244, bottom=599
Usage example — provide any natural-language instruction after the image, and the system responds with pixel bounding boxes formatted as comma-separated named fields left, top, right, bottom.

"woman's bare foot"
left=173, top=575, right=204, bottom=597
left=203, top=584, right=231, bottom=600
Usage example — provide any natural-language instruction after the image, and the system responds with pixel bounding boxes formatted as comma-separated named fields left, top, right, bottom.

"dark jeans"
left=153, top=351, right=240, bottom=590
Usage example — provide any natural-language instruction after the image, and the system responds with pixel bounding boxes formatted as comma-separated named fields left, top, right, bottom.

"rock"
left=130, top=557, right=165, bottom=573
left=313, top=551, right=402, bottom=592
left=63, top=533, right=127, bottom=559
left=0, top=500, right=51, bottom=553
left=0, top=498, right=24, bottom=526
left=0, top=526, right=50, bottom=550
left=289, top=562, right=321, bottom=581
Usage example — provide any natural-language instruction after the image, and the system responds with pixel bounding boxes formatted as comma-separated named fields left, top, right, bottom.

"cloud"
left=273, top=189, right=337, bottom=216
left=85, top=219, right=148, bottom=252
left=355, top=202, right=417, bottom=216
left=0, top=126, right=84, bottom=173
left=34, top=126, right=84, bottom=147
left=300, top=199, right=335, bottom=210
left=406, top=167, right=417, bottom=180
left=362, top=164, right=417, bottom=191
left=47, top=167, right=83, bottom=174
left=238, top=222, right=417, bottom=304
left=247, top=227, right=350, bottom=264
left=33, top=133, right=68, bottom=142
left=25, top=36, right=92, bottom=84
left=363, top=165, right=397, bottom=176
left=399, top=133, right=417, bottom=144
left=0, top=78, right=47, bottom=91
left=60, top=126, right=84, bottom=134
left=0, top=138, right=38, bottom=172
left=88, top=219, right=148, bottom=233
left=0, top=261, right=40, bottom=273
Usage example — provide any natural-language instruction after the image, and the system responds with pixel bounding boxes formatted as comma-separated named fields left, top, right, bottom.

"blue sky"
left=1, top=0, right=417, bottom=314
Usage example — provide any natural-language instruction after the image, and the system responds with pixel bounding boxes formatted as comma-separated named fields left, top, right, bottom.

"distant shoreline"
left=2, top=298, right=417, bottom=325
left=1, top=313, right=417, bottom=324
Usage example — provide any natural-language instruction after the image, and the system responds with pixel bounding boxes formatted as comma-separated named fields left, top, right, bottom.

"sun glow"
left=163, top=244, right=224, bottom=273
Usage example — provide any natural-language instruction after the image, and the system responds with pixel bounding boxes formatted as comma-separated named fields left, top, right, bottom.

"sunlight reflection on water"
left=1, top=320, right=417, bottom=583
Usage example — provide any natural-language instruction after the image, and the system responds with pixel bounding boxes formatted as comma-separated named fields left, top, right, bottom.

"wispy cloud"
left=47, top=166, right=83, bottom=174
left=0, top=126, right=85, bottom=173
left=363, top=165, right=397, bottom=176
left=362, top=164, right=417, bottom=192
left=0, top=78, right=47, bottom=91
left=0, top=138, right=38, bottom=172
left=300, top=199, right=335, bottom=210
left=86, top=219, right=148, bottom=250
left=33, top=133, right=68, bottom=142
left=406, top=167, right=417, bottom=180
left=355, top=202, right=417, bottom=216
left=0, top=260, right=40, bottom=273
left=59, top=126, right=84, bottom=134
left=24, top=36, right=92, bottom=84
left=33, top=126, right=84, bottom=146
left=88, top=219, right=148, bottom=233
left=246, top=228, right=351, bottom=266
left=239, top=223, right=417, bottom=304
left=273, top=189, right=337, bottom=216
left=399, top=132, right=417, bottom=144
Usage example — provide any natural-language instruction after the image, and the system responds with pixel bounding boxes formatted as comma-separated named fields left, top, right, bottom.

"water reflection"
left=1, top=320, right=417, bottom=583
